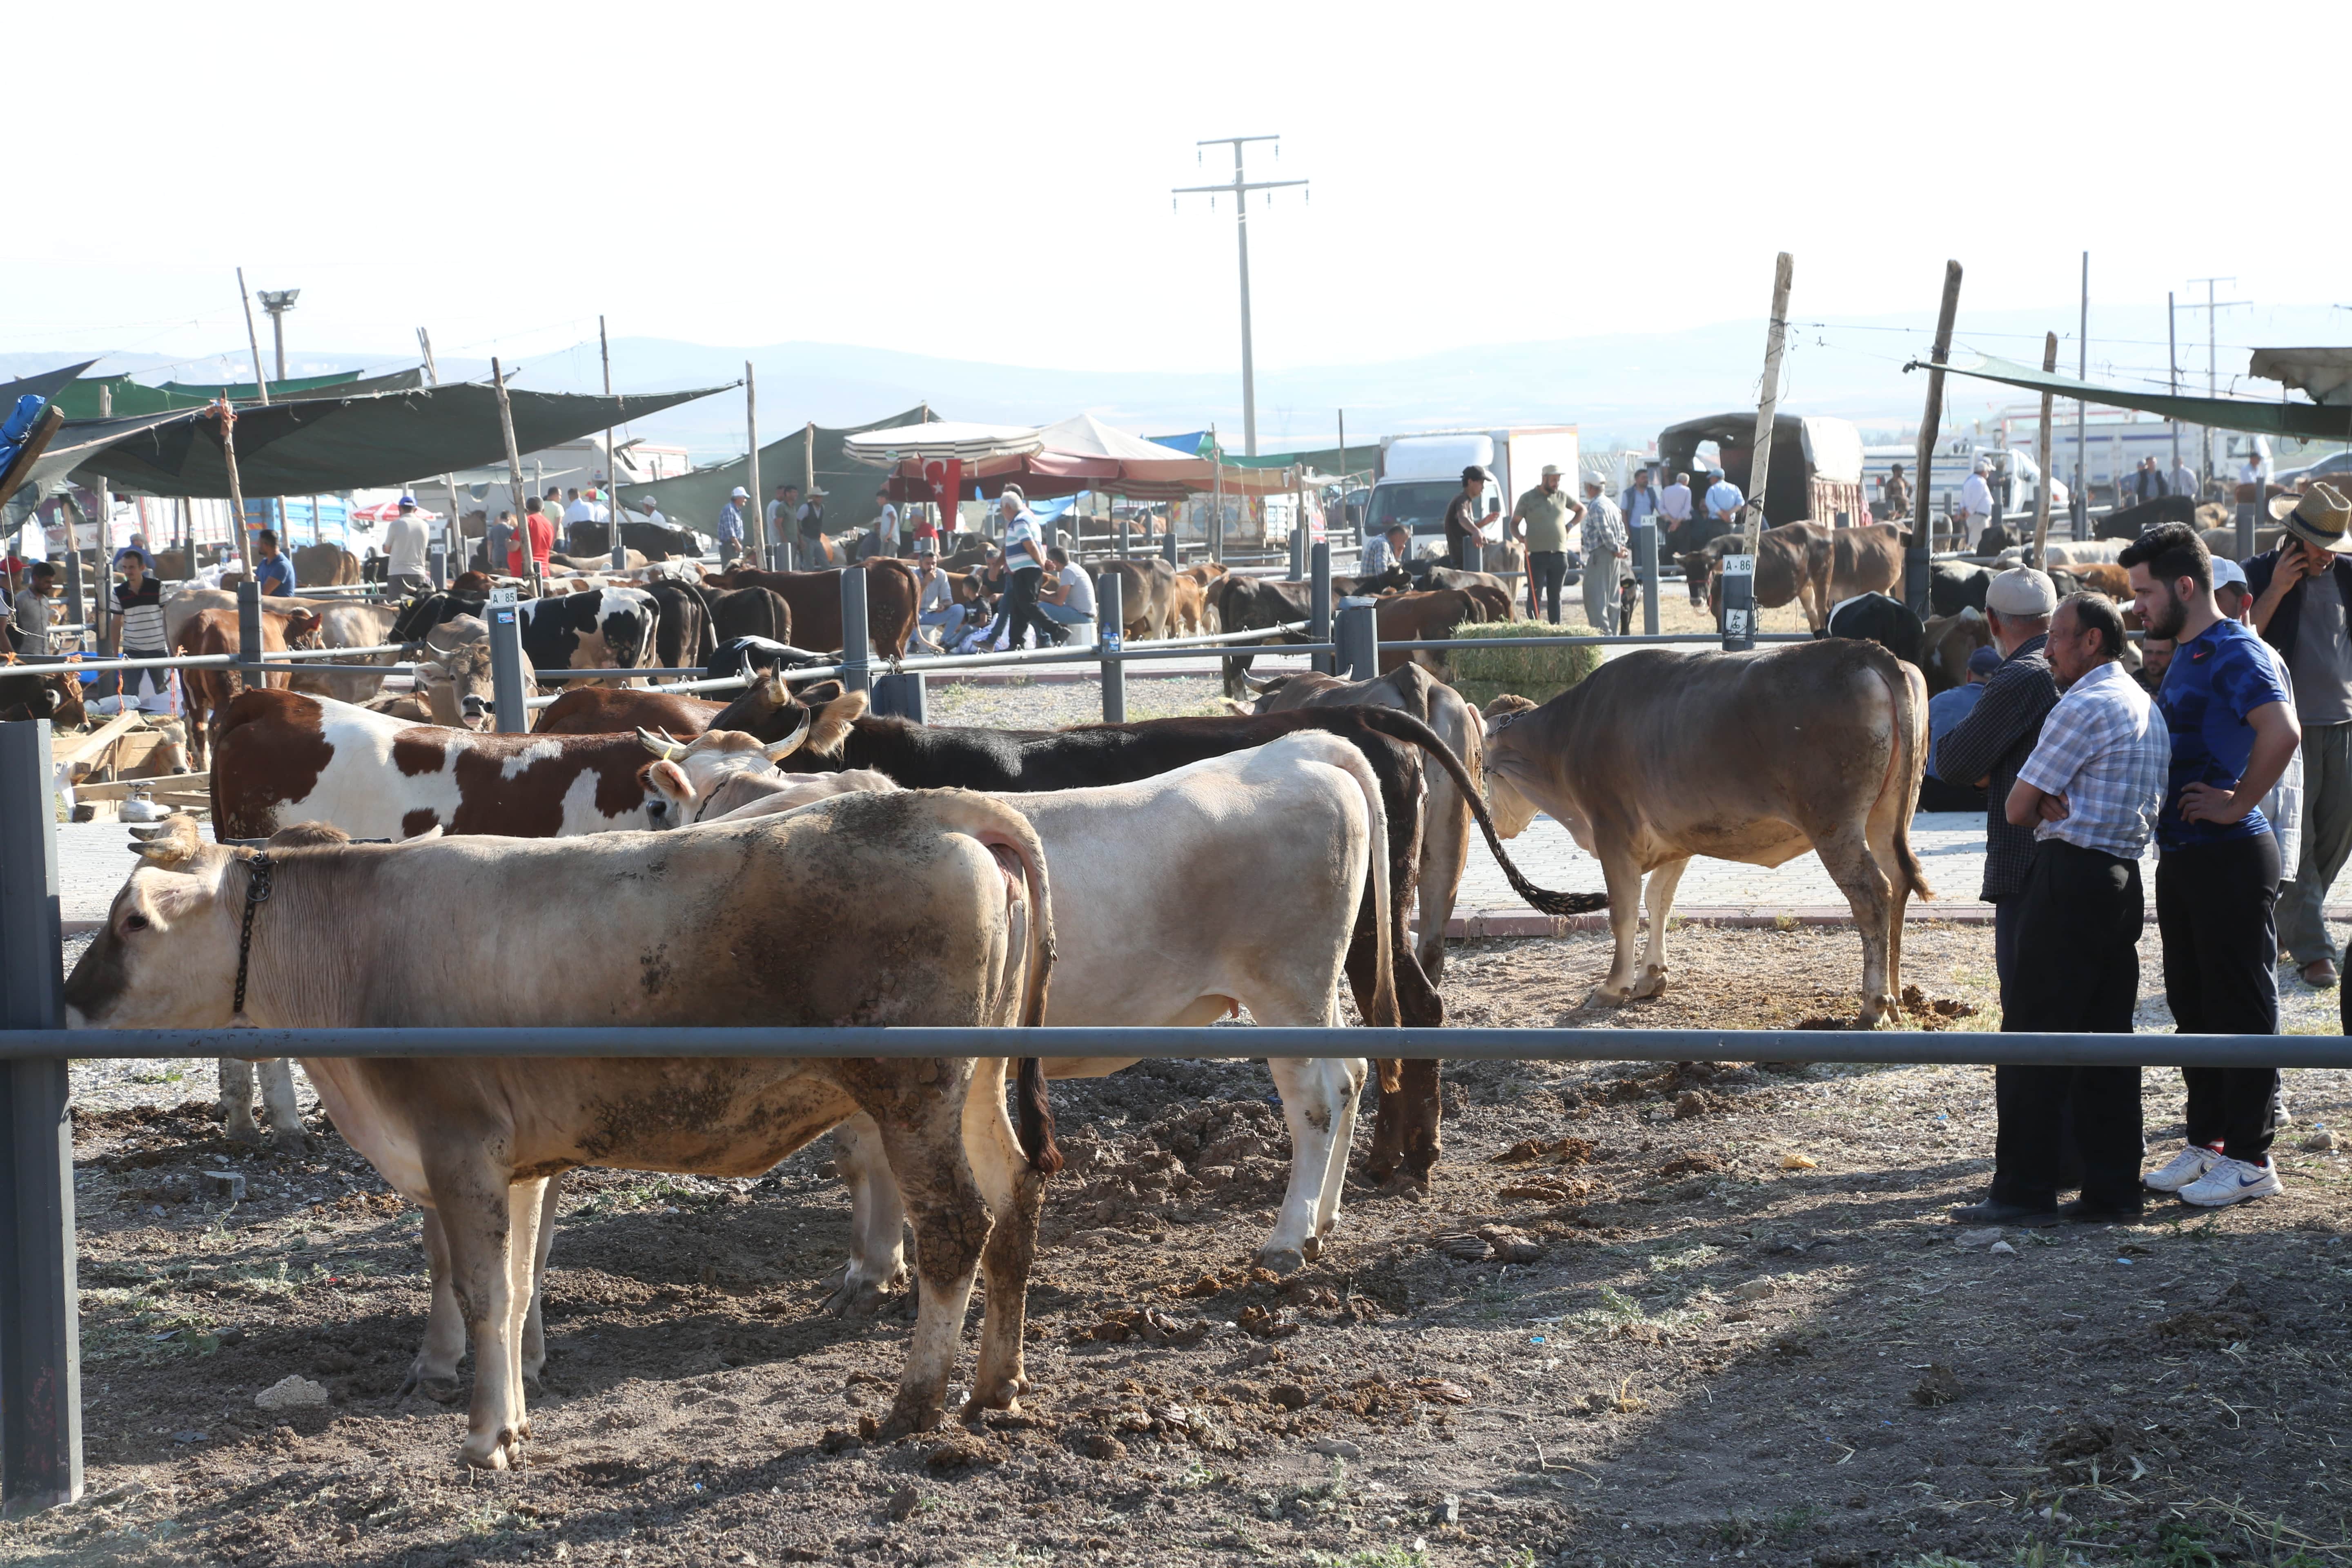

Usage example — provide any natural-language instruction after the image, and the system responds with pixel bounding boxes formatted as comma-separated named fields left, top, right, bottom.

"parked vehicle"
left=1365, top=427, right=1580, bottom=548
left=2275, top=449, right=2352, bottom=490
left=1861, top=439, right=2065, bottom=531
left=1656, top=412, right=1866, bottom=532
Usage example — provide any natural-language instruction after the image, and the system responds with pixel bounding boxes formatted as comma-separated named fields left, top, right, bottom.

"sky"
left=8, top=0, right=2349, bottom=440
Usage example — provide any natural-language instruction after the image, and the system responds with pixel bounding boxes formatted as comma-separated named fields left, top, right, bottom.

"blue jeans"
left=1036, top=602, right=1091, bottom=626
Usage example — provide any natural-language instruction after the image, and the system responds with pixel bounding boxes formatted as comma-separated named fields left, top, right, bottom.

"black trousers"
left=1990, top=840, right=2146, bottom=1209
left=1918, top=775, right=1989, bottom=813
left=986, top=566, right=1059, bottom=650
left=1528, top=550, right=1568, bottom=624
left=2156, top=833, right=2282, bottom=1161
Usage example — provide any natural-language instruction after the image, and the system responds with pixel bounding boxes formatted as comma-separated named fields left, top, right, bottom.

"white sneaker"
left=2144, top=1145, right=2222, bottom=1193
left=2178, top=1156, right=2283, bottom=1207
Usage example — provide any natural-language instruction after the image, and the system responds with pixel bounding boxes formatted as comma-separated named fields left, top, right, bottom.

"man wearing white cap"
left=718, top=486, right=749, bottom=563
left=1510, top=463, right=1581, bottom=624
left=1934, top=566, right=2062, bottom=1009
left=1579, top=477, right=1626, bottom=633
left=2245, top=483, right=2352, bottom=988
left=1957, top=461, right=1996, bottom=550
left=384, top=494, right=432, bottom=595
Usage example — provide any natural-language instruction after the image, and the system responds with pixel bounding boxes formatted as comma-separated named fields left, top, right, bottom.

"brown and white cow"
left=65, top=803, right=1055, bottom=1468
left=1479, top=637, right=1931, bottom=1024
left=289, top=601, right=407, bottom=705
left=207, top=689, right=807, bottom=841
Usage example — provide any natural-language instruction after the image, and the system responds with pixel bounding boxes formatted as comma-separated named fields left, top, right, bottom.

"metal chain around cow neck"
left=232, top=851, right=274, bottom=1020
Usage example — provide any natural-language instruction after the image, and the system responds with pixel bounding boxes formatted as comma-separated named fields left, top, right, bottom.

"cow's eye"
left=124, top=913, right=150, bottom=932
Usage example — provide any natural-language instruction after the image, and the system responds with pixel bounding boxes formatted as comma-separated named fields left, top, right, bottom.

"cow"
left=205, top=689, right=808, bottom=842
left=641, top=578, right=713, bottom=677
left=1920, top=609, right=1992, bottom=695
left=564, top=519, right=703, bottom=560
left=1826, top=592, right=1925, bottom=672
left=2201, top=524, right=2284, bottom=562
left=706, top=636, right=829, bottom=686
left=668, top=732, right=1393, bottom=1290
left=173, top=606, right=323, bottom=770
left=0, top=658, right=80, bottom=725
left=2094, top=492, right=2200, bottom=540
left=1684, top=521, right=1909, bottom=635
left=286, top=602, right=406, bottom=705
left=66, top=800, right=1055, bottom=1468
left=1370, top=589, right=1494, bottom=676
left=1930, top=562, right=1993, bottom=617
left=702, top=584, right=794, bottom=646
left=1479, top=638, right=1931, bottom=1025
left=734, top=676, right=1603, bottom=1190
left=534, top=673, right=831, bottom=743
left=1167, top=571, right=1209, bottom=637
left=516, top=586, right=659, bottom=677
left=707, top=564, right=918, bottom=658
left=1101, top=558, right=1179, bottom=640
left=291, top=543, right=361, bottom=586
left=2071, top=561, right=2131, bottom=600
left=1205, top=576, right=1313, bottom=697
left=388, top=589, right=488, bottom=645
left=161, top=586, right=314, bottom=649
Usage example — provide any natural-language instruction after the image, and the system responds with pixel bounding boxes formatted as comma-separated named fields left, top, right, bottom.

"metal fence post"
left=488, top=594, right=528, bottom=733
left=236, top=578, right=263, bottom=681
left=1098, top=571, right=1125, bottom=723
left=60, top=546, right=83, bottom=659
left=769, top=539, right=791, bottom=574
left=1310, top=541, right=1333, bottom=677
left=0, top=718, right=81, bottom=1515
left=1162, top=528, right=1178, bottom=570
left=840, top=567, right=871, bottom=696
left=1718, top=552, right=1756, bottom=653
left=870, top=673, right=927, bottom=721
left=485, top=519, right=511, bottom=580
left=610, top=531, right=628, bottom=572
left=428, top=540, right=448, bottom=590
left=1635, top=510, right=1660, bottom=636
left=1288, top=525, right=1306, bottom=581
left=1336, top=601, right=1379, bottom=681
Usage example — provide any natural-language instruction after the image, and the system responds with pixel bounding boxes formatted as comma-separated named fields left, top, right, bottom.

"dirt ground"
left=9, top=922, right=2350, bottom=1568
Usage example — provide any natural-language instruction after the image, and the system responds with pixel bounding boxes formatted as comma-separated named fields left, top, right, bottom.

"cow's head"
left=66, top=816, right=246, bottom=1029
left=1477, top=695, right=1549, bottom=839
left=638, top=719, right=811, bottom=828
left=599, top=592, right=654, bottom=668
left=418, top=616, right=494, bottom=729
left=282, top=609, right=325, bottom=648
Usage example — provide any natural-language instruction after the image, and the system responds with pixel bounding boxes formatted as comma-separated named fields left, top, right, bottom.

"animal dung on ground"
left=254, top=1375, right=329, bottom=1411
left=1954, top=1227, right=2004, bottom=1250
left=1779, top=1152, right=1818, bottom=1170
left=2302, top=1130, right=2337, bottom=1153
left=1490, top=1134, right=1595, bottom=1167
left=1910, top=1363, right=1962, bottom=1407
left=1730, top=1277, right=1777, bottom=1302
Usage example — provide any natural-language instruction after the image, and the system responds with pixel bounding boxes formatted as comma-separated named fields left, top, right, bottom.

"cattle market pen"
left=0, top=552, right=2223, bottom=1514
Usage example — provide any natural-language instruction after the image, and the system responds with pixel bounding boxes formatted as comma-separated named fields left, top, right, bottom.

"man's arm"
left=2250, top=549, right=2312, bottom=637
left=1936, top=664, right=2054, bottom=790
left=2180, top=702, right=2300, bottom=825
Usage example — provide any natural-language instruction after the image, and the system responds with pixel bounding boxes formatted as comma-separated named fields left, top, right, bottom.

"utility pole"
left=2184, top=276, right=2249, bottom=490
left=256, top=289, right=300, bottom=382
left=2168, top=291, right=2181, bottom=476
left=2075, top=252, right=2087, bottom=540
left=235, top=269, right=272, bottom=405
left=1911, top=261, right=1964, bottom=615
left=1173, top=135, right=1306, bottom=458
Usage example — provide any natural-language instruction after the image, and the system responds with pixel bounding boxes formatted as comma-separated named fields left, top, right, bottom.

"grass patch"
left=1445, top=620, right=1604, bottom=710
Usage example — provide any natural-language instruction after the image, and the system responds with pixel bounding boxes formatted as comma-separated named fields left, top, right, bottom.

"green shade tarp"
left=1927, top=353, right=2352, bottom=444
left=44, top=380, right=729, bottom=499
left=50, top=368, right=425, bottom=421
left=619, top=406, right=930, bottom=532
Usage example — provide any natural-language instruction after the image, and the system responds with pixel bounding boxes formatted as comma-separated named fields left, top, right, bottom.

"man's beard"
left=2146, top=584, right=2188, bottom=641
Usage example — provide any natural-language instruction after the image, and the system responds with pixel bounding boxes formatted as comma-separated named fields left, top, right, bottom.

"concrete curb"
left=1437, top=904, right=2352, bottom=938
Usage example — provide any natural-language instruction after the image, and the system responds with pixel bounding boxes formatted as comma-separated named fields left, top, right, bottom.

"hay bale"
left=1445, top=620, right=1603, bottom=710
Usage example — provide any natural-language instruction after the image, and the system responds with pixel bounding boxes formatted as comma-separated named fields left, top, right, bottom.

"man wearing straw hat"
left=2246, top=483, right=2352, bottom=989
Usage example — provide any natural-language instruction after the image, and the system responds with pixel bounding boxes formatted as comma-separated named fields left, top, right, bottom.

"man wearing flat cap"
left=1935, top=566, right=2062, bottom=1010
left=2245, top=483, right=2352, bottom=989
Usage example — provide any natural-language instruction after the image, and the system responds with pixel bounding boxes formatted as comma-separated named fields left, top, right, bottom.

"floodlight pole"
left=257, top=289, right=299, bottom=382
left=1174, top=135, right=1306, bottom=459
left=2183, top=276, right=2247, bottom=493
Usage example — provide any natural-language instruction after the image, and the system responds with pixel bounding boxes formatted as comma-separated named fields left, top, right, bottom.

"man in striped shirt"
left=109, top=550, right=174, bottom=715
left=1954, top=590, right=2169, bottom=1224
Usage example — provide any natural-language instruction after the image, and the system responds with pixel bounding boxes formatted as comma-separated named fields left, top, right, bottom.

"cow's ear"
left=807, top=691, right=869, bottom=756
left=648, top=760, right=693, bottom=802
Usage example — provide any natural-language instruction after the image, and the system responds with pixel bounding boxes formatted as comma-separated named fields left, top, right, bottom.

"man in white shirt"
left=1702, top=472, right=1744, bottom=528
left=384, top=496, right=432, bottom=595
left=2170, top=457, right=2199, bottom=503
left=1958, top=461, right=1996, bottom=550
left=1037, top=546, right=1096, bottom=630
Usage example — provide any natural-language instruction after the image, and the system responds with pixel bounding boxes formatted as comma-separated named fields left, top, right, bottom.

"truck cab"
left=1366, top=428, right=1579, bottom=552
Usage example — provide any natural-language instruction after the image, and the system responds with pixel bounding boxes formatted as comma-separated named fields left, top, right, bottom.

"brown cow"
left=1919, top=609, right=1992, bottom=695
left=1102, top=558, right=1179, bottom=639
left=1684, top=521, right=1909, bottom=635
left=1372, top=589, right=1492, bottom=675
left=292, top=543, right=361, bottom=586
left=173, top=606, right=323, bottom=769
left=708, top=564, right=918, bottom=658
left=1481, top=639, right=1931, bottom=1024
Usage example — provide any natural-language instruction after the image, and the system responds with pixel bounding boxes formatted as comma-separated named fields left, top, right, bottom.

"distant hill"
left=11, top=301, right=2345, bottom=463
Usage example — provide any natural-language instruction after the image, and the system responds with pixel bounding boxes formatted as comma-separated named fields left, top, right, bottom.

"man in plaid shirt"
left=1955, top=591, right=2169, bottom=1225
left=1579, top=477, right=1627, bottom=632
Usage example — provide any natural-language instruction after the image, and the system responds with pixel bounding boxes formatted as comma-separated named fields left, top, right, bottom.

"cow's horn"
left=127, top=814, right=204, bottom=867
left=635, top=727, right=685, bottom=761
left=1241, top=673, right=1280, bottom=694
left=760, top=712, right=813, bottom=762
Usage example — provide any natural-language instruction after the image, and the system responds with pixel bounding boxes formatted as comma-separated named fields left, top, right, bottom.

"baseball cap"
left=2209, top=556, right=2249, bottom=591
left=1540, top=464, right=1562, bottom=478
left=1984, top=567, right=2057, bottom=617
left=398, top=494, right=418, bottom=507
left=1966, top=645, right=2002, bottom=677
left=730, top=486, right=749, bottom=499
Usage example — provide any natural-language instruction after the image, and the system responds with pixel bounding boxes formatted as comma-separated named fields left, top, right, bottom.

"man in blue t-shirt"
left=2122, top=522, right=2301, bottom=1209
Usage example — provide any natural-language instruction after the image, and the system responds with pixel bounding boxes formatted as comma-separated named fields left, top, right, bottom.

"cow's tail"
left=1875, top=652, right=1935, bottom=902
left=933, top=793, right=1059, bottom=1173
left=1351, top=707, right=1608, bottom=915
left=1326, top=736, right=1403, bottom=1092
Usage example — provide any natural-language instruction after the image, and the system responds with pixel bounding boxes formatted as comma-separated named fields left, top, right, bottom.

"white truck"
left=1365, top=426, right=1580, bottom=552
left=1862, top=438, right=2066, bottom=533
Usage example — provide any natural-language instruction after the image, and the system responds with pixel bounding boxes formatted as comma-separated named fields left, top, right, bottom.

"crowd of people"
left=1933, top=483, right=2352, bottom=1221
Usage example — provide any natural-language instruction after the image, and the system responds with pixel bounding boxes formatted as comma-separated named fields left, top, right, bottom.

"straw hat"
left=2270, top=482, right=2352, bottom=553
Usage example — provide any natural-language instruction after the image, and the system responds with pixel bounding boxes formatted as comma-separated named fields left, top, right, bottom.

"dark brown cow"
left=174, top=606, right=323, bottom=769
left=1372, top=589, right=1492, bottom=675
left=0, top=657, right=84, bottom=726
left=708, top=564, right=918, bottom=658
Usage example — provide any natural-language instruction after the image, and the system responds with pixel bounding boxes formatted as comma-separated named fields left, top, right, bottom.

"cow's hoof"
left=820, top=1268, right=905, bottom=1318
left=521, top=1369, right=543, bottom=1396
left=1299, top=1234, right=1323, bottom=1262
left=1376, top=1169, right=1429, bottom=1199
left=1586, top=986, right=1632, bottom=1010
left=878, top=1398, right=944, bottom=1441
left=225, top=1118, right=266, bottom=1147
left=960, top=1378, right=1026, bottom=1417
left=461, top=1430, right=520, bottom=1470
left=1630, top=968, right=1669, bottom=1000
left=267, top=1129, right=310, bottom=1154
left=396, top=1364, right=466, bottom=1404
left=1256, top=1245, right=1306, bottom=1276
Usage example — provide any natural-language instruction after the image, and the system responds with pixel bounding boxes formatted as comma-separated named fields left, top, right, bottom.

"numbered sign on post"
left=489, top=586, right=519, bottom=606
